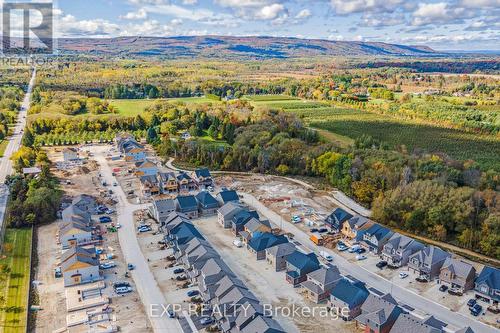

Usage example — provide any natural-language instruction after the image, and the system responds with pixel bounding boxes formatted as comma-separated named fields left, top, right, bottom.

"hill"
left=57, top=35, right=440, bottom=59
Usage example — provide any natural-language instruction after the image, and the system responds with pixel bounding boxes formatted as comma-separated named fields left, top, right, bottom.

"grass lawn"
left=0, top=228, right=32, bottom=333
left=108, top=97, right=217, bottom=116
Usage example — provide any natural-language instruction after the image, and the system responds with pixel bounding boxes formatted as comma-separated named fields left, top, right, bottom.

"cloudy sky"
left=36, top=0, right=500, bottom=50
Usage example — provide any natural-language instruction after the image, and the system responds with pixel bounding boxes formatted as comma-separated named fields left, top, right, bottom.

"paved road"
left=0, top=67, right=36, bottom=243
left=92, top=146, right=183, bottom=333
left=240, top=192, right=499, bottom=333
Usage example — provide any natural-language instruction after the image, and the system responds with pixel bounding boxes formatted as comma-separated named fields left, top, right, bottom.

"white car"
left=356, top=254, right=367, bottom=261
left=233, top=239, right=243, bottom=248
left=116, top=286, right=133, bottom=294
left=100, top=261, right=116, bottom=269
left=399, top=272, right=409, bottom=279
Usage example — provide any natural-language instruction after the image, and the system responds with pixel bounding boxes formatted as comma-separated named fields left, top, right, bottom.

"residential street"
left=91, top=146, right=184, bottom=333
left=239, top=192, right=498, bottom=333
left=0, top=67, right=36, bottom=240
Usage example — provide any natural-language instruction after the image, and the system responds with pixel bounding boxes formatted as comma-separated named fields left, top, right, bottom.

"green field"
left=251, top=97, right=500, bottom=170
left=0, top=140, right=9, bottom=158
left=0, top=228, right=32, bottom=333
left=109, top=97, right=217, bottom=116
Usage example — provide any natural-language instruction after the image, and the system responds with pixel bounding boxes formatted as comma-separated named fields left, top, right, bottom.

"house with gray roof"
left=247, top=233, right=288, bottom=260
left=362, top=223, right=394, bottom=254
left=210, top=275, right=248, bottom=305
left=72, top=194, right=97, bottom=213
left=285, top=251, right=321, bottom=287
left=175, top=195, right=199, bottom=219
left=217, top=189, right=239, bottom=205
left=61, top=251, right=100, bottom=287
left=301, top=266, right=342, bottom=303
left=140, top=174, right=160, bottom=196
left=59, top=221, right=93, bottom=249
left=240, top=315, right=286, bottom=333
left=265, top=242, right=296, bottom=272
left=149, top=198, right=175, bottom=223
left=197, top=258, right=235, bottom=292
left=325, top=207, right=353, bottom=232
left=329, top=278, right=369, bottom=320
left=381, top=233, right=425, bottom=268
left=195, top=191, right=220, bottom=215
left=230, top=301, right=265, bottom=332
left=62, top=204, right=91, bottom=223
left=244, top=218, right=271, bottom=237
left=408, top=246, right=451, bottom=281
left=341, top=215, right=374, bottom=246
left=158, top=171, right=178, bottom=193
left=355, top=293, right=404, bottom=333
left=177, top=172, right=197, bottom=191
left=192, top=168, right=213, bottom=189
left=233, top=211, right=260, bottom=236
left=218, top=201, right=247, bottom=228
left=474, top=266, right=500, bottom=304
left=390, top=313, right=443, bottom=333
left=168, top=221, right=204, bottom=246
left=439, top=258, right=476, bottom=292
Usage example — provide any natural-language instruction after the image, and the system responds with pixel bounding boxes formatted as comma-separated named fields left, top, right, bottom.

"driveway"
left=91, top=146, right=183, bottom=333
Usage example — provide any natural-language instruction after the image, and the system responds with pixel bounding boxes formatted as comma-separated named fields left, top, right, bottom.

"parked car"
left=99, top=216, right=112, bottom=223
left=167, top=308, right=176, bottom=318
left=470, top=304, right=482, bottom=316
left=356, top=254, right=367, bottom=261
left=54, top=267, right=62, bottom=278
left=116, top=286, right=133, bottom=294
left=113, top=182, right=117, bottom=186
left=439, top=285, right=448, bottom=292
left=467, top=299, right=477, bottom=307
left=376, top=261, right=388, bottom=269
left=318, top=228, right=328, bottom=233
left=113, top=281, right=131, bottom=289
left=127, top=263, right=135, bottom=270
left=399, top=272, right=408, bottom=279
left=355, top=248, right=366, bottom=254
left=173, top=268, right=184, bottom=274
left=139, top=226, right=152, bottom=233
left=200, top=317, right=214, bottom=325
left=233, top=239, right=243, bottom=248
left=100, top=261, right=116, bottom=269
left=187, top=290, right=199, bottom=297
left=320, top=250, right=333, bottom=262
left=348, top=245, right=361, bottom=253
left=337, top=243, right=348, bottom=251
left=310, top=228, right=318, bottom=233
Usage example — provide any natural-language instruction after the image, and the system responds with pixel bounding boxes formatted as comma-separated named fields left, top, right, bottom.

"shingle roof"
left=140, top=174, right=158, bottom=185
left=176, top=172, right=193, bottom=181
left=248, top=233, right=288, bottom=252
left=176, top=195, right=198, bottom=211
left=364, top=223, right=393, bottom=241
left=61, top=252, right=99, bottom=272
left=153, top=198, right=175, bottom=212
left=325, top=208, right=353, bottom=229
left=357, top=293, right=401, bottom=326
left=285, top=251, right=320, bottom=273
left=244, top=217, right=270, bottom=233
left=307, top=266, right=342, bottom=285
left=330, top=278, right=369, bottom=308
left=195, top=191, right=219, bottom=208
left=233, top=210, right=260, bottom=226
left=158, top=171, right=176, bottom=181
left=60, top=221, right=92, bottom=236
left=218, top=189, right=239, bottom=203
left=240, top=315, right=285, bottom=333
left=194, top=168, right=212, bottom=178
left=441, top=258, right=475, bottom=281
left=218, top=201, right=246, bottom=217
left=266, top=242, right=296, bottom=258
left=390, top=313, right=442, bottom=333
left=409, top=246, right=451, bottom=268
left=476, top=266, right=500, bottom=291
left=60, top=246, right=95, bottom=264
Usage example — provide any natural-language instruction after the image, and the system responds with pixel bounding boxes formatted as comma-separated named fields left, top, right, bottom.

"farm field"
left=108, top=96, right=216, bottom=116
left=250, top=96, right=500, bottom=170
left=0, top=228, right=32, bottom=333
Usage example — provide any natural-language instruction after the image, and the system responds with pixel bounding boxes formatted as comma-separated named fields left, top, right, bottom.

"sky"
left=9, top=0, right=500, bottom=50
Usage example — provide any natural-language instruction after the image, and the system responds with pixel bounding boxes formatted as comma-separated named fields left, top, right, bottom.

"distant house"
left=355, top=293, right=404, bottom=333
left=217, top=189, right=240, bottom=205
left=61, top=248, right=100, bottom=287
left=72, top=194, right=97, bottom=213
left=361, top=223, right=394, bottom=254
left=139, top=175, right=161, bottom=196
left=390, top=313, right=445, bottom=333
left=135, top=159, right=158, bottom=176
left=439, top=258, right=476, bottom=292
left=192, top=168, right=213, bottom=189
left=408, top=246, right=451, bottom=281
left=380, top=233, right=424, bottom=268
left=149, top=198, right=176, bottom=223
left=63, top=147, right=79, bottom=162
left=177, top=172, right=197, bottom=192
left=265, top=242, right=296, bottom=272
left=232, top=211, right=260, bottom=237
left=22, top=167, right=42, bottom=176
left=158, top=172, right=178, bottom=193
left=123, top=143, right=146, bottom=162
left=175, top=195, right=199, bottom=219
left=301, top=266, right=342, bottom=303
left=180, top=131, right=191, bottom=140
left=329, top=278, right=369, bottom=320
left=325, top=208, right=353, bottom=232
left=196, top=191, right=220, bottom=215
left=247, top=233, right=288, bottom=260
left=474, top=266, right=500, bottom=305
left=218, top=201, right=246, bottom=229
left=341, top=215, right=374, bottom=246
left=285, top=251, right=320, bottom=287
left=243, top=218, right=271, bottom=238
left=59, top=221, right=93, bottom=249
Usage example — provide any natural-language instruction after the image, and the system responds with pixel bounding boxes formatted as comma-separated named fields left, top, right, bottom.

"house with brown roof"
left=439, top=258, right=476, bottom=292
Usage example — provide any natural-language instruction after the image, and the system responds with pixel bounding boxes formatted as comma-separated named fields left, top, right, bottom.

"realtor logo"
left=2, top=1, right=54, bottom=55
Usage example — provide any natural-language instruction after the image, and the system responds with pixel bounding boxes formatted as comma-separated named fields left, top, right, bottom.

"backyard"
left=0, top=228, right=32, bottom=333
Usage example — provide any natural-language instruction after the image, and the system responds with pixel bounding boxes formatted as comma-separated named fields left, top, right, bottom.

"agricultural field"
left=0, top=228, right=32, bottom=333
left=108, top=96, right=217, bottom=116
left=251, top=96, right=500, bottom=171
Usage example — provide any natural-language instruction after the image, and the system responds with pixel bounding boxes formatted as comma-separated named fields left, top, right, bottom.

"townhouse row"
left=324, top=207, right=500, bottom=307
left=162, top=211, right=286, bottom=333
